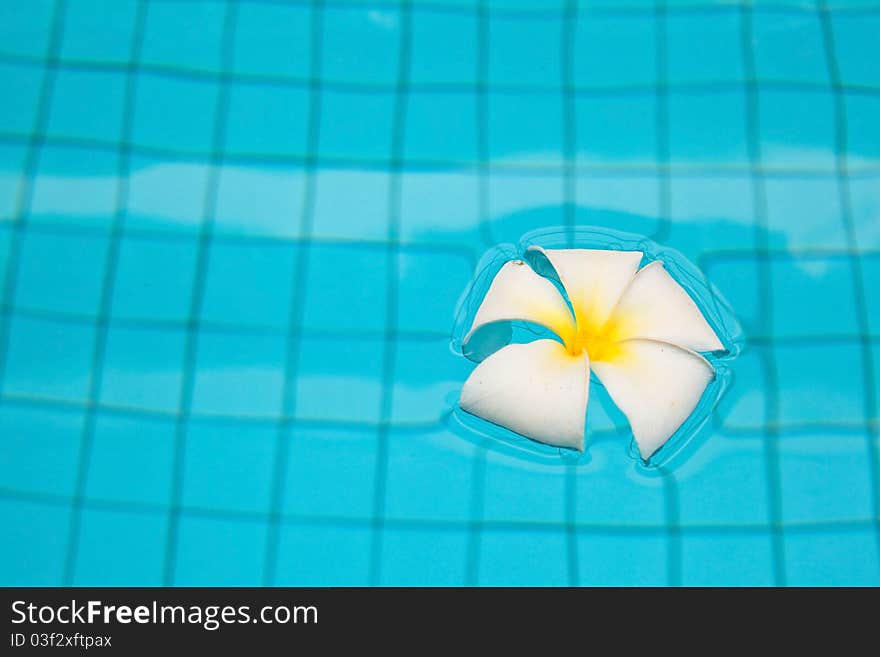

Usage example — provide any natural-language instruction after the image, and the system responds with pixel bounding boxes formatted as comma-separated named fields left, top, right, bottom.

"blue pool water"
left=1, top=0, right=879, bottom=586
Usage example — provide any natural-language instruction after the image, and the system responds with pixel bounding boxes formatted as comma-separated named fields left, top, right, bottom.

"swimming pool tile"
left=759, top=90, right=836, bottom=172
left=312, top=169, right=391, bottom=241
left=318, top=90, right=394, bottom=161
left=224, top=83, right=309, bottom=157
left=399, top=172, right=482, bottom=246
left=479, top=529, right=569, bottom=586
left=275, top=523, right=371, bottom=586
left=322, top=6, right=401, bottom=85
left=284, top=426, right=377, bottom=520
left=141, top=0, right=226, bottom=73
left=13, top=228, right=109, bottom=316
left=215, top=165, right=305, bottom=239
left=703, top=255, right=761, bottom=336
left=0, top=225, right=11, bottom=300
left=0, top=62, right=42, bottom=135
left=487, top=93, right=563, bottom=166
left=681, top=533, right=776, bottom=586
left=99, top=325, right=186, bottom=413
left=405, top=92, right=478, bottom=163
left=201, top=240, right=299, bottom=330
left=779, top=431, right=874, bottom=525
left=410, top=9, right=476, bottom=85
left=577, top=95, right=657, bottom=165
left=391, top=339, right=470, bottom=424
left=667, top=10, right=743, bottom=84
left=126, top=157, right=210, bottom=233
left=3, top=315, right=95, bottom=402
left=46, top=69, right=125, bottom=144
left=0, top=0, right=54, bottom=58
left=175, top=515, right=267, bottom=586
left=486, top=173, right=564, bottom=244
left=489, top=13, right=560, bottom=86
left=192, top=331, right=286, bottom=418
left=301, top=242, right=388, bottom=333
left=775, top=342, right=866, bottom=427
left=668, top=91, right=749, bottom=166
left=574, top=13, right=656, bottom=88
left=865, top=255, right=880, bottom=335
left=60, top=0, right=139, bottom=64
left=85, top=414, right=175, bottom=506
left=110, top=233, right=198, bottom=322
left=481, top=451, right=566, bottom=524
left=384, top=428, right=475, bottom=522
left=845, top=94, right=880, bottom=166
left=381, top=527, right=468, bottom=586
left=182, top=419, right=275, bottom=514
left=575, top=176, right=661, bottom=235
left=770, top=255, right=858, bottom=337
left=753, top=10, right=828, bottom=84
left=716, top=346, right=769, bottom=433
left=232, top=1, right=311, bottom=79
left=0, top=499, right=70, bottom=586
left=765, top=178, right=846, bottom=250
left=784, top=527, right=880, bottom=586
left=0, top=404, right=82, bottom=497
left=396, top=249, right=472, bottom=333
left=831, top=12, right=880, bottom=88
left=72, top=508, right=166, bottom=585
left=578, top=533, right=669, bottom=586
left=0, top=144, right=25, bottom=222
left=132, top=73, right=219, bottom=156
left=294, top=335, right=384, bottom=423
left=852, top=175, right=880, bottom=250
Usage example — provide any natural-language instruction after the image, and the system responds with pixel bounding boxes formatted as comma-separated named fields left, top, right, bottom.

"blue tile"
left=60, top=0, right=139, bottom=63
left=381, top=528, right=468, bottom=586
left=312, top=169, right=391, bottom=241
left=0, top=499, right=69, bottom=586
left=865, top=255, right=880, bottom=335
left=318, top=90, right=394, bottom=160
left=224, top=83, right=309, bottom=156
left=479, top=529, right=569, bottom=586
left=845, top=95, right=880, bottom=165
left=99, top=326, right=186, bottom=413
left=717, top=346, right=768, bottom=432
left=175, top=516, right=267, bottom=586
left=0, top=226, right=11, bottom=300
left=111, top=233, right=198, bottom=321
left=232, top=1, right=311, bottom=79
left=754, top=11, right=828, bottom=84
left=301, top=242, right=387, bottom=332
left=132, top=74, right=219, bottom=155
left=126, top=157, right=210, bottom=232
left=399, top=171, right=481, bottom=245
left=0, top=62, right=42, bottom=134
left=832, top=13, right=880, bottom=87
left=384, top=428, right=475, bottom=522
left=677, top=437, right=769, bottom=526
left=765, top=178, right=846, bottom=250
left=771, top=255, right=858, bottom=337
left=775, top=342, right=866, bottom=426
left=405, top=92, right=477, bottom=162
left=577, top=95, right=657, bottom=165
left=4, top=316, right=95, bottom=402
left=704, top=256, right=760, bottom=336
left=192, top=332, right=286, bottom=418
left=30, top=146, right=119, bottom=227
left=141, top=0, right=226, bottom=72
left=215, top=165, right=304, bottom=238
left=275, top=523, right=371, bottom=586
left=759, top=90, right=835, bottom=171
left=487, top=173, right=564, bottom=243
left=488, top=93, right=563, bottom=165
left=410, top=10, right=476, bottom=84
left=575, top=14, right=656, bottom=87
left=0, top=144, right=26, bottom=222
left=284, top=426, right=377, bottom=520
left=46, top=70, right=125, bottom=143
left=578, top=533, right=669, bottom=586
left=322, top=7, right=400, bottom=85
left=14, top=228, right=109, bottom=315
left=852, top=176, right=880, bottom=250
left=294, top=336, right=384, bottom=423
left=785, top=527, right=880, bottom=585
left=396, top=249, right=472, bottom=333
left=85, top=414, right=175, bottom=506
left=779, top=432, right=874, bottom=524
left=482, top=451, right=566, bottom=524
left=668, top=175, right=759, bottom=253
left=0, top=404, right=82, bottom=497
left=681, top=533, right=775, bottom=586
left=392, top=339, right=472, bottom=424
left=73, top=508, right=166, bottom=585
left=201, top=240, right=298, bottom=329
left=489, top=15, right=560, bottom=86
left=0, top=0, right=54, bottom=58
left=669, top=91, right=749, bottom=166
left=668, top=11, right=742, bottom=83
left=183, top=419, right=276, bottom=514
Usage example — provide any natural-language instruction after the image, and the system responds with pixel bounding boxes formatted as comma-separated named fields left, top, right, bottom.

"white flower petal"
left=459, top=339, right=589, bottom=451
left=463, top=259, right=576, bottom=362
left=525, top=246, right=643, bottom=332
left=590, top=339, right=714, bottom=460
left=610, top=261, right=724, bottom=353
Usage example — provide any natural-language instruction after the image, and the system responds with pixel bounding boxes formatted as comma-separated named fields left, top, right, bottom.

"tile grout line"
left=652, top=0, right=672, bottom=244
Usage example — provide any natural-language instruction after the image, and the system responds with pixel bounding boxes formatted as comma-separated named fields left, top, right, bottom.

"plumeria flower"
left=458, top=247, right=725, bottom=461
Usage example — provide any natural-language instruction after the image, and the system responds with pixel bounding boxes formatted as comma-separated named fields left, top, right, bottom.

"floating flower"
left=458, top=246, right=726, bottom=461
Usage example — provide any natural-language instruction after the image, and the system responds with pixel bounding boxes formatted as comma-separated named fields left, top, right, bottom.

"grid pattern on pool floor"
left=0, top=0, right=879, bottom=586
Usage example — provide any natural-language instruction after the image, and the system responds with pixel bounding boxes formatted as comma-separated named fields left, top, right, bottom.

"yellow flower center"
left=565, top=320, right=624, bottom=362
